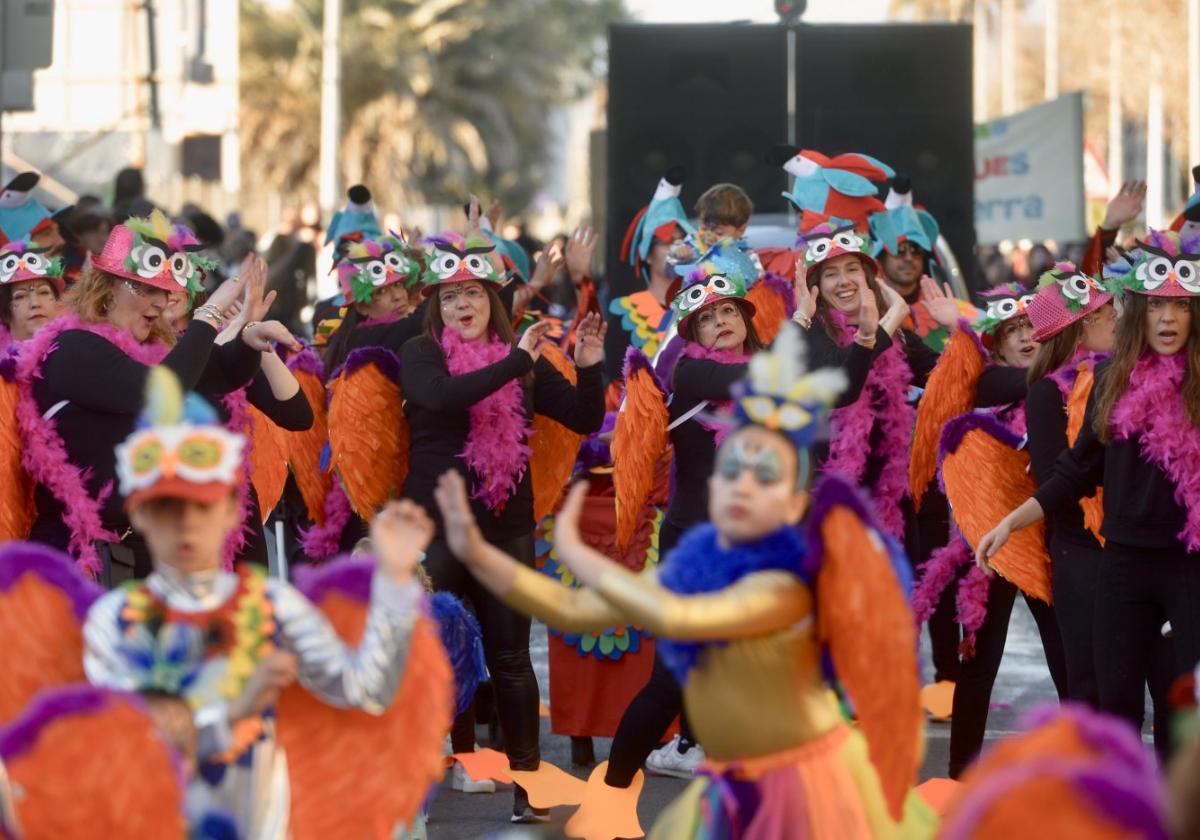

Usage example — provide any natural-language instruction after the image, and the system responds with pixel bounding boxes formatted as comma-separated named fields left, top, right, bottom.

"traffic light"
left=775, top=0, right=807, bottom=24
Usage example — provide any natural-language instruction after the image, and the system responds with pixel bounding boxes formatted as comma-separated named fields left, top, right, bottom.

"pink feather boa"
left=219, top=390, right=256, bottom=570
left=1110, top=351, right=1200, bottom=551
left=440, top=328, right=532, bottom=511
left=16, top=315, right=168, bottom=575
left=956, top=566, right=992, bottom=658
left=681, top=342, right=750, bottom=445
left=912, top=536, right=972, bottom=623
left=823, top=320, right=914, bottom=537
left=300, top=478, right=353, bottom=561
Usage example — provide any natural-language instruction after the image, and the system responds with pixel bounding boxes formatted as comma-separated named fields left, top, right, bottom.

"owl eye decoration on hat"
left=619, top=167, right=696, bottom=284
left=1026, top=261, right=1114, bottom=342
left=93, top=210, right=215, bottom=298
left=1108, top=229, right=1200, bottom=297
left=728, top=322, right=847, bottom=451
left=335, top=231, right=420, bottom=304
left=0, top=238, right=65, bottom=291
left=115, top=368, right=246, bottom=509
left=418, top=232, right=503, bottom=296
left=669, top=238, right=758, bottom=328
left=974, top=282, right=1037, bottom=338
left=795, top=220, right=879, bottom=279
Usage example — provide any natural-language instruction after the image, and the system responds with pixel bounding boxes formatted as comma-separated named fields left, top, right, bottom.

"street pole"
left=1044, top=0, right=1058, bottom=101
left=1189, top=0, right=1199, bottom=167
left=1147, top=72, right=1164, bottom=230
left=1107, top=2, right=1122, bottom=189
left=1000, top=0, right=1016, bottom=114
left=318, top=0, right=342, bottom=223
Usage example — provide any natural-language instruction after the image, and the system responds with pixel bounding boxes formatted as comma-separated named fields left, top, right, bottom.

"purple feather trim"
left=299, top=478, right=353, bottom=561
left=938, top=411, right=1025, bottom=463
left=0, top=541, right=102, bottom=620
left=1047, top=350, right=1108, bottom=401
left=758, top=271, right=798, bottom=318
left=335, top=345, right=401, bottom=382
left=1020, top=702, right=1161, bottom=780
left=953, top=318, right=988, bottom=356
left=0, top=352, right=15, bottom=382
left=286, top=346, right=325, bottom=379
left=622, top=345, right=667, bottom=394
left=911, top=537, right=971, bottom=623
left=292, top=556, right=375, bottom=604
left=0, top=684, right=116, bottom=760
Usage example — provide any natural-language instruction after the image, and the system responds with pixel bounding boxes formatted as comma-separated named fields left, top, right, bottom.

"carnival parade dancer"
left=978, top=229, right=1200, bottom=739
left=435, top=323, right=936, bottom=839
left=400, top=229, right=606, bottom=822
left=0, top=238, right=65, bottom=347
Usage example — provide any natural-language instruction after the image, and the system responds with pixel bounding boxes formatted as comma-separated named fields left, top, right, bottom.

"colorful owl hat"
left=115, top=368, right=246, bottom=509
left=0, top=238, right=66, bottom=293
left=668, top=238, right=758, bottom=333
left=1105, top=229, right=1200, bottom=298
left=868, top=175, right=941, bottom=259
left=91, top=210, right=214, bottom=297
left=796, top=217, right=882, bottom=280
left=418, top=231, right=504, bottom=297
left=334, top=231, right=421, bottom=305
left=767, top=144, right=893, bottom=230
left=974, top=282, right=1037, bottom=347
left=1026, top=262, right=1113, bottom=342
left=619, top=167, right=696, bottom=284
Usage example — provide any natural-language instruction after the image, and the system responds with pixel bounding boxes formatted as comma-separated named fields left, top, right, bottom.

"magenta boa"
left=15, top=315, right=169, bottom=574
left=219, top=390, right=255, bottom=570
left=1048, top=349, right=1108, bottom=401
left=956, top=565, right=991, bottom=657
left=912, top=537, right=971, bottom=623
left=823, top=322, right=914, bottom=537
left=440, top=328, right=532, bottom=511
left=300, top=478, right=353, bottom=561
left=681, top=342, right=749, bottom=445
left=1110, top=351, right=1200, bottom=551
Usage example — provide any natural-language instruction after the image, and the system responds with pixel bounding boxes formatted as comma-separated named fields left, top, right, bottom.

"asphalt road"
left=426, top=602, right=1071, bottom=839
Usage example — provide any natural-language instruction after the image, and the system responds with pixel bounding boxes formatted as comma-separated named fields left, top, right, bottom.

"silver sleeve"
left=270, top=572, right=422, bottom=714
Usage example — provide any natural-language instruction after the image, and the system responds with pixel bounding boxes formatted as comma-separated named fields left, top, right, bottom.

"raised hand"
left=572, top=312, right=607, bottom=368
left=920, top=275, right=961, bottom=330
left=564, top=226, right=599, bottom=285
left=370, top=499, right=434, bottom=581
left=793, top=259, right=817, bottom=324
left=485, top=198, right=503, bottom=232
left=529, top=241, right=564, bottom=291
left=240, top=254, right=277, bottom=322
left=1101, top=180, right=1147, bottom=230
left=466, top=195, right=482, bottom=235
left=517, top=319, right=555, bottom=363
left=204, top=273, right=247, bottom=317
left=242, top=319, right=302, bottom=353
left=856, top=273, right=881, bottom=336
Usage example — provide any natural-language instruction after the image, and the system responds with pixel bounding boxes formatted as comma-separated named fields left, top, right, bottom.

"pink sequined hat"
left=1027, top=262, right=1113, bottom=342
left=91, top=210, right=212, bottom=295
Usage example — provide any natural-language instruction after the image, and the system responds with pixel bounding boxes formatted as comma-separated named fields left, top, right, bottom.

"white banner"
left=975, top=93, right=1086, bottom=245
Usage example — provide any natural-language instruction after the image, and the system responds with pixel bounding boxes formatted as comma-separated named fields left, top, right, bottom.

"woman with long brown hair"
left=979, top=230, right=1200, bottom=734
left=400, top=230, right=606, bottom=823
left=15, top=213, right=292, bottom=583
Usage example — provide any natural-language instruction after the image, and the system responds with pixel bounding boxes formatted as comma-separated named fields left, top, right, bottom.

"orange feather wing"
left=277, top=561, right=454, bottom=839
left=909, top=326, right=986, bottom=509
left=287, top=351, right=333, bottom=526
left=248, top=404, right=291, bottom=523
left=811, top=478, right=923, bottom=821
left=745, top=273, right=795, bottom=345
left=941, top=414, right=1053, bottom=603
left=0, top=543, right=101, bottom=725
left=327, top=348, right=408, bottom=522
left=529, top=344, right=586, bottom=523
left=0, top=686, right=187, bottom=838
left=1066, top=366, right=1105, bottom=545
left=0, top=372, right=34, bottom=541
left=611, top=349, right=670, bottom=553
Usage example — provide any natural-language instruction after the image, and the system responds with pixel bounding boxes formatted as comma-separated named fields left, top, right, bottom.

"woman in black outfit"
left=401, top=230, right=605, bottom=822
left=980, top=233, right=1200, bottom=741
left=19, top=217, right=294, bottom=583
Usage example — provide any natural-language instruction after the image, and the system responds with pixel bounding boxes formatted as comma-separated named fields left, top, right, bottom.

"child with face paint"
left=436, top=324, right=935, bottom=839
left=978, top=230, right=1200, bottom=742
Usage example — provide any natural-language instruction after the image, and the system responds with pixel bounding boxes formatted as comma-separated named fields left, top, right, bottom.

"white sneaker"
left=645, top=734, right=705, bottom=779
left=451, top=761, right=497, bottom=794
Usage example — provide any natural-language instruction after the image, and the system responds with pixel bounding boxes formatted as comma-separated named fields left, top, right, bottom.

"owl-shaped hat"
left=0, top=238, right=65, bottom=292
left=768, top=145, right=893, bottom=230
left=868, top=175, right=941, bottom=257
left=334, top=231, right=420, bottom=304
left=1105, top=229, right=1200, bottom=297
left=974, top=282, right=1037, bottom=343
left=418, top=231, right=504, bottom=296
left=1026, top=262, right=1113, bottom=342
left=796, top=218, right=881, bottom=279
left=92, top=210, right=215, bottom=297
left=619, top=167, right=696, bottom=283
left=116, top=367, right=246, bottom=510
left=669, top=238, right=758, bottom=332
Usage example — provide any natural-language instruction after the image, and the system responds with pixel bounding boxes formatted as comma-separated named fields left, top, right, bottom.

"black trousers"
left=906, top=492, right=961, bottom=683
left=424, top=535, right=541, bottom=771
left=1094, top=542, right=1200, bottom=741
left=603, top=518, right=694, bottom=788
left=1048, top=534, right=1102, bottom=705
left=948, top=575, right=1069, bottom=778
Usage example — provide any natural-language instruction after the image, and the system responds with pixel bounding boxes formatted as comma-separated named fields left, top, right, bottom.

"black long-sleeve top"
left=28, top=321, right=261, bottom=548
left=400, top=334, right=605, bottom=541
left=665, top=355, right=748, bottom=530
left=210, top=369, right=314, bottom=432
left=1025, top=376, right=1099, bottom=550
left=1033, top=362, right=1191, bottom=551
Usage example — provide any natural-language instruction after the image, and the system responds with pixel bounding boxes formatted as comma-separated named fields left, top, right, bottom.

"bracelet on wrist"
left=194, top=304, right=225, bottom=327
left=853, top=331, right=876, bottom=348
left=791, top=311, right=812, bottom=329
left=242, top=320, right=262, bottom=336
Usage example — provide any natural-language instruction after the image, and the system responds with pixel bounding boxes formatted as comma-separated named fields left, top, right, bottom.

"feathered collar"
left=680, top=342, right=751, bottom=365
left=656, top=523, right=810, bottom=681
left=1048, top=349, right=1109, bottom=401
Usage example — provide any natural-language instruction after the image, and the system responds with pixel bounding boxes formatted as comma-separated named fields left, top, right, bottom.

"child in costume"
left=435, top=323, right=935, bottom=839
left=978, top=229, right=1200, bottom=742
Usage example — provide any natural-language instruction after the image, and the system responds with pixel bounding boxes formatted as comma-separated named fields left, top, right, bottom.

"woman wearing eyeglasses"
left=399, top=230, right=606, bottom=823
left=14, top=213, right=294, bottom=583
